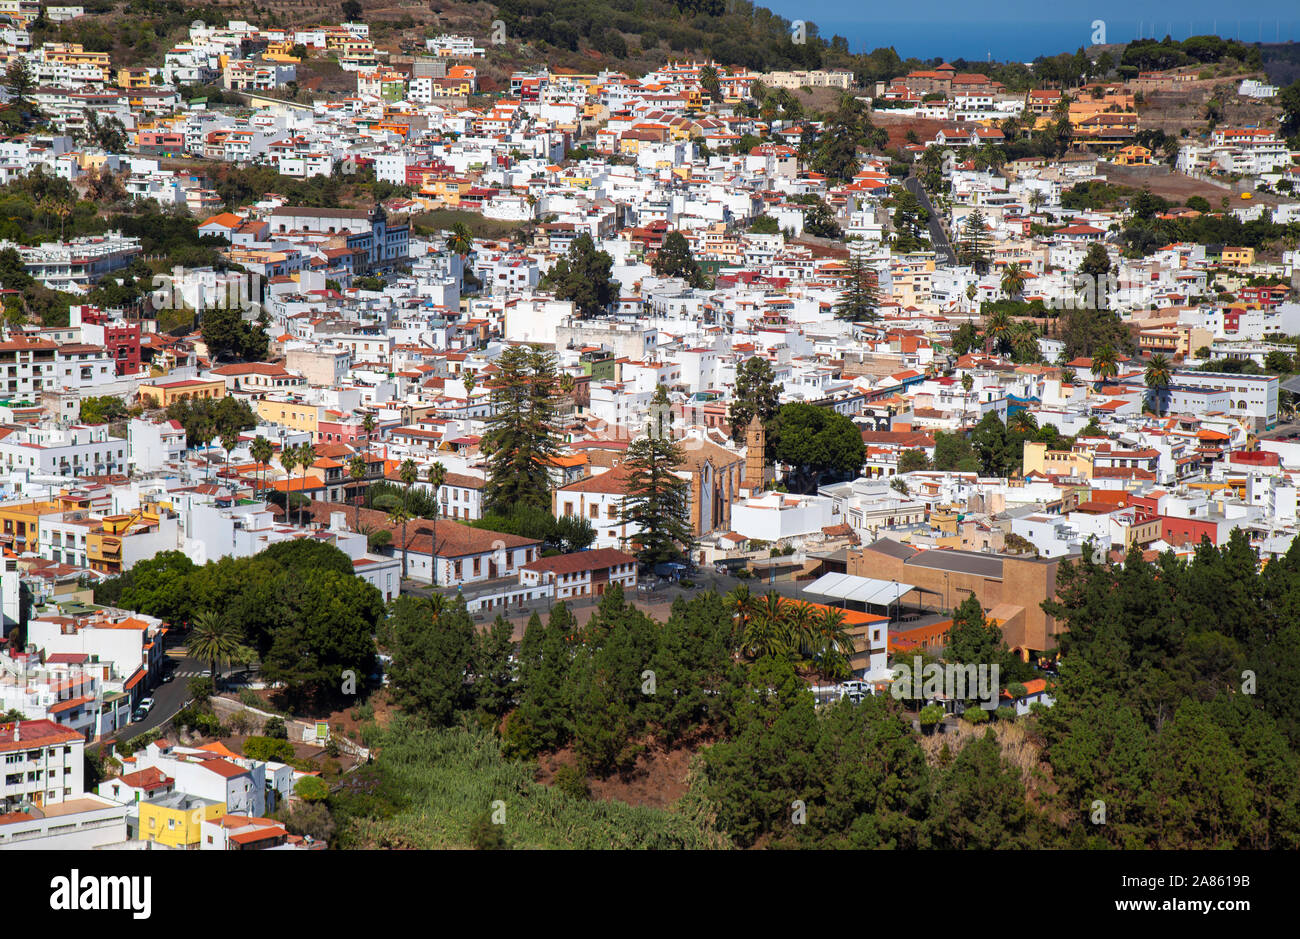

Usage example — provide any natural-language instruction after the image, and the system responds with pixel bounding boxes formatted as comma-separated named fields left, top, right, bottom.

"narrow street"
left=905, top=171, right=957, bottom=265
left=94, top=641, right=202, bottom=750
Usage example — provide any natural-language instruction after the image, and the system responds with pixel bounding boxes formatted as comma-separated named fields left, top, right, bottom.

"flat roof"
left=803, top=572, right=915, bottom=606
left=904, top=549, right=1006, bottom=579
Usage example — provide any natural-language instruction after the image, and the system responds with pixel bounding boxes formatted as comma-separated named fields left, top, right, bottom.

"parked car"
left=132, top=707, right=149, bottom=722
left=138, top=698, right=155, bottom=713
left=161, top=671, right=174, bottom=683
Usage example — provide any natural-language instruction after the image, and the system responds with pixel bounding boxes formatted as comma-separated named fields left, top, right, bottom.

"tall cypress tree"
left=503, top=603, right=576, bottom=757
left=482, top=345, right=560, bottom=516
left=958, top=208, right=991, bottom=275
left=834, top=252, right=882, bottom=321
left=621, top=385, right=693, bottom=570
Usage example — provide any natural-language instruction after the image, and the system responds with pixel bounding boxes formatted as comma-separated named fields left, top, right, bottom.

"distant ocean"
left=759, top=15, right=1300, bottom=63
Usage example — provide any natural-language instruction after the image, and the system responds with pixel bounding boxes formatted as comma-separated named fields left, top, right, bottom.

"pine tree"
left=726, top=355, right=783, bottom=441
left=651, top=230, right=705, bottom=287
left=482, top=345, right=561, bottom=517
left=958, top=208, right=991, bottom=275
left=620, top=386, right=693, bottom=570
left=543, top=233, right=619, bottom=317
left=503, top=603, right=577, bottom=758
left=834, top=252, right=882, bottom=321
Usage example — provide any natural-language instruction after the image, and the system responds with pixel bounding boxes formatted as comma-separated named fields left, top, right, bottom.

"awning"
left=803, top=573, right=914, bottom=607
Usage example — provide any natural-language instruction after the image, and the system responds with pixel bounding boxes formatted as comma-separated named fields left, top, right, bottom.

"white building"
left=729, top=491, right=838, bottom=543
left=0, top=719, right=85, bottom=813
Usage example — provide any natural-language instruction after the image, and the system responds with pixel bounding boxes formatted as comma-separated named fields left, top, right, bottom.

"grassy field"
left=334, top=720, right=731, bottom=850
left=411, top=209, right=528, bottom=240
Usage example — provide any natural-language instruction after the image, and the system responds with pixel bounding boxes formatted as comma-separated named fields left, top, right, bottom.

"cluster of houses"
left=0, top=11, right=1298, bottom=845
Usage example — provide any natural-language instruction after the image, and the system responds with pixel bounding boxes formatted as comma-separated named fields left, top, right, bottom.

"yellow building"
left=136, top=378, right=226, bottom=408
left=0, top=498, right=62, bottom=555
left=418, top=176, right=470, bottom=206
left=254, top=397, right=320, bottom=437
left=117, top=68, right=152, bottom=89
left=1113, top=144, right=1152, bottom=166
left=0, top=1, right=39, bottom=27
left=265, top=40, right=303, bottom=62
left=1023, top=440, right=1094, bottom=480
left=86, top=506, right=165, bottom=576
left=41, top=43, right=112, bottom=82
left=1220, top=246, right=1255, bottom=268
left=139, top=793, right=225, bottom=848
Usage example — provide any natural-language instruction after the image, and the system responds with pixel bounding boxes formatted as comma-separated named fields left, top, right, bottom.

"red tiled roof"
left=522, top=548, right=636, bottom=576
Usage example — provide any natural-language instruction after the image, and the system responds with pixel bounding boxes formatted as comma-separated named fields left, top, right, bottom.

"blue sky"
left=762, top=2, right=1300, bottom=60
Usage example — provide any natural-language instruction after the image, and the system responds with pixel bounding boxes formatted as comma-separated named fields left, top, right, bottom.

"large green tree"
left=726, top=355, right=783, bottom=442
left=651, top=230, right=706, bottom=287
left=382, top=595, right=476, bottom=726
left=768, top=402, right=865, bottom=491
left=482, top=345, right=561, bottom=517
left=620, top=386, right=693, bottom=569
left=544, top=233, right=619, bottom=317
left=834, top=252, right=882, bottom=321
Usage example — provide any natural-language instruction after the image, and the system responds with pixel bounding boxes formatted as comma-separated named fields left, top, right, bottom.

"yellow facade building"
left=136, top=378, right=226, bottom=408
left=139, top=793, right=225, bottom=848
left=1023, top=440, right=1094, bottom=480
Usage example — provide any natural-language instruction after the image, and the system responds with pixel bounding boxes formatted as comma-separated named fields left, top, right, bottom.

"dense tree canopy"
left=543, top=233, right=619, bottom=317
left=769, top=402, right=865, bottom=491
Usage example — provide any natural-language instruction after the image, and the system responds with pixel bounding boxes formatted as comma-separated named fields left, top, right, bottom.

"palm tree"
left=1144, top=353, right=1173, bottom=416
left=448, top=222, right=473, bottom=257
left=1000, top=262, right=1027, bottom=300
left=398, top=458, right=418, bottom=582
left=783, top=600, right=818, bottom=661
left=251, top=435, right=272, bottom=499
left=220, top=432, right=237, bottom=481
left=277, top=445, right=297, bottom=520
left=463, top=372, right=475, bottom=396
left=742, top=591, right=790, bottom=660
left=983, top=309, right=1014, bottom=356
left=812, top=606, right=856, bottom=681
left=192, top=418, right=214, bottom=480
left=296, top=443, right=316, bottom=526
left=348, top=455, right=367, bottom=529
left=426, top=461, right=447, bottom=587
left=1009, top=410, right=1039, bottom=435
left=41, top=196, right=71, bottom=241
left=728, top=583, right=755, bottom=652
left=961, top=372, right=974, bottom=394
left=1010, top=321, right=1040, bottom=363
left=188, top=610, right=243, bottom=688
left=1091, top=345, right=1119, bottom=388
left=361, top=413, right=376, bottom=449
left=387, top=503, right=411, bottom=581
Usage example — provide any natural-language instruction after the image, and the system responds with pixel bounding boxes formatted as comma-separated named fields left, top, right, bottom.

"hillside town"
left=0, top=4, right=1298, bottom=856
